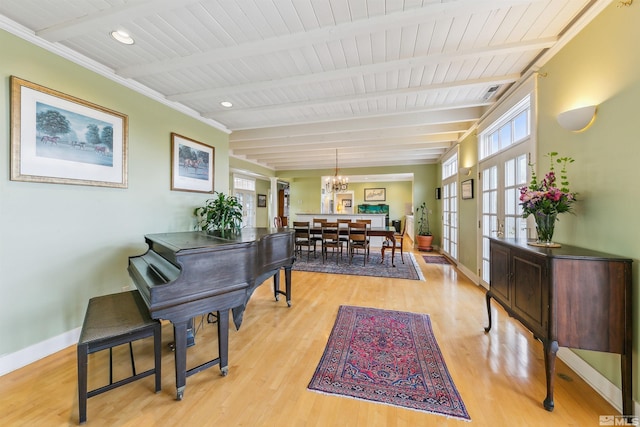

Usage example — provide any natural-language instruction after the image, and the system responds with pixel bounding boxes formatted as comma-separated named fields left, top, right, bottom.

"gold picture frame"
left=10, top=76, right=128, bottom=188
left=170, top=132, right=214, bottom=193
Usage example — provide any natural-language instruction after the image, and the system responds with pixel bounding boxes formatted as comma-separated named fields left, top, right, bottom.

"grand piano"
left=128, top=228, right=295, bottom=400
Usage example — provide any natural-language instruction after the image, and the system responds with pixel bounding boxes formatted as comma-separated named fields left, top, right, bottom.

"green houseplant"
left=416, top=201, right=434, bottom=252
left=193, top=191, right=243, bottom=234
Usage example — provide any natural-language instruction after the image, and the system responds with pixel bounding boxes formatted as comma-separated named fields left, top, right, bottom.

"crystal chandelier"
left=326, top=149, right=348, bottom=193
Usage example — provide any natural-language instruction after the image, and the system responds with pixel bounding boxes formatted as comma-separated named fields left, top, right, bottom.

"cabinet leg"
left=621, top=351, right=633, bottom=416
left=543, top=340, right=558, bottom=411
left=484, top=292, right=493, bottom=332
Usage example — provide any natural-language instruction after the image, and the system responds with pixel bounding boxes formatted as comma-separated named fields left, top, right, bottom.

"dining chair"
left=293, top=221, right=315, bottom=261
left=348, top=222, right=370, bottom=265
left=381, top=219, right=406, bottom=264
left=321, top=222, right=343, bottom=264
left=274, top=216, right=283, bottom=228
left=337, top=218, right=351, bottom=246
left=311, top=218, right=326, bottom=252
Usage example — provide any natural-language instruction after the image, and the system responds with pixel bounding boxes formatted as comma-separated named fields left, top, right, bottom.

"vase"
left=534, top=212, right=557, bottom=245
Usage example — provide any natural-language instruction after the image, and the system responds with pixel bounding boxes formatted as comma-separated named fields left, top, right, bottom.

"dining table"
left=307, top=225, right=399, bottom=267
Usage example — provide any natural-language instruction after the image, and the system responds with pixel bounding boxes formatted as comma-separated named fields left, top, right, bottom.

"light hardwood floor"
left=0, top=246, right=620, bottom=426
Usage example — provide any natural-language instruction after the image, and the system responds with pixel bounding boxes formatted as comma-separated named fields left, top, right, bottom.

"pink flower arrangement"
left=519, top=152, right=577, bottom=217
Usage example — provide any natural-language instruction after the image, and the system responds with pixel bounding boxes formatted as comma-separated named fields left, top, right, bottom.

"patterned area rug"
left=308, top=306, right=470, bottom=421
left=422, top=255, right=451, bottom=265
left=293, top=251, right=423, bottom=281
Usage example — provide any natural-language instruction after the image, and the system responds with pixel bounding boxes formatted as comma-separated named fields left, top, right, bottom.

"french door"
left=478, top=143, right=531, bottom=289
left=441, top=181, right=458, bottom=260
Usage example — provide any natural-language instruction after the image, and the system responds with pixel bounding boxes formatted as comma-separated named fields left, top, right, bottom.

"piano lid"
left=144, top=228, right=287, bottom=253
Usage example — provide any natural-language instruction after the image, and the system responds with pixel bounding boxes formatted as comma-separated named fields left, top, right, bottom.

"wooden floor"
left=0, top=247, right=620, bottom=426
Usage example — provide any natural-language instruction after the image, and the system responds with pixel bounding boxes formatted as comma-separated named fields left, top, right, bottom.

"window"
left=441, top=153, right=459, bottom=260
left=233, top=174, right=256, bottom=228
left=480, top=95, right=530, bottom=161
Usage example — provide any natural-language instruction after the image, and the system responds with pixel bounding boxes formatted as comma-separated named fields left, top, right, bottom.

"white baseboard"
left=558, top=348, right=639, bottom=416
left=0, top=327, right=80, bottom=377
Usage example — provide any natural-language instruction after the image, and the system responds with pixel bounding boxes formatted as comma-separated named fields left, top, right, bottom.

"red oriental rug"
left=308, top=306, right=470, bottom=421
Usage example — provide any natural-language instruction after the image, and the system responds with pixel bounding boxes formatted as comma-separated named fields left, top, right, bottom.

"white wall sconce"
left=557, top=105, right=597, bottom=132
left=459, top=167, right=471, bottom=176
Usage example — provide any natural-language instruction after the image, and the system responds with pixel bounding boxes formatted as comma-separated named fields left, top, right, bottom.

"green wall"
left=0, top=29, right=230, bottom=358
left=535, top=2, right=639, bottom=395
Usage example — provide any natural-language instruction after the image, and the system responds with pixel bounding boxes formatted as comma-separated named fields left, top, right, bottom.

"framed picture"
left=10, top=76, right=128, bottom=188
left=257, top=194, right=267, bottom=207
left=364, top=188, right=386, bottom=201
left=461, top=179, right=474, bottom=200
left=171, top=132, right=214, bottom=193
left=342, top=199, right=352, bottom=207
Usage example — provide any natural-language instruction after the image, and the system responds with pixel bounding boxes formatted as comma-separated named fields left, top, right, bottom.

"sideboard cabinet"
left=485, top=238, right=633, bottom=415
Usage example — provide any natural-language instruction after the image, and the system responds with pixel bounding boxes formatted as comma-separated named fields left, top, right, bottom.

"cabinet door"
left=511, top=250, right=547, bottom=337
left=489, top=241, right=511, bottom=306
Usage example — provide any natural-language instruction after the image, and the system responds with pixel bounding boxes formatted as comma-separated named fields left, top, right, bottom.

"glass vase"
left=534, top=212, right=557, bottom=245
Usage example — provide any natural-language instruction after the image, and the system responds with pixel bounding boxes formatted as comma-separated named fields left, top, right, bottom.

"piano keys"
left=128, top=228, right=295, bottom=400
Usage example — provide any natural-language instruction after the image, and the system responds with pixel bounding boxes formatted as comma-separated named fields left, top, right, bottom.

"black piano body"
left=127, top=228, right=295, bottom=400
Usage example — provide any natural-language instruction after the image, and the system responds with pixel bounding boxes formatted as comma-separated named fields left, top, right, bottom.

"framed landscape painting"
left=364, top=188, right=386, bottom=202
left=10, top=76, right=128, bottom=188
left=171, top=133, right=214, bottom=193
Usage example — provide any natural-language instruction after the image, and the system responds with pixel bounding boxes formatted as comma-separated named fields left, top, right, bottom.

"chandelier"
left=326, top=149, right=348, bottom=193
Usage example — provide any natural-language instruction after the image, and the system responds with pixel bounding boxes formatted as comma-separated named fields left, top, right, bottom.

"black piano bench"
left=76, top=290, right=162, bottom=424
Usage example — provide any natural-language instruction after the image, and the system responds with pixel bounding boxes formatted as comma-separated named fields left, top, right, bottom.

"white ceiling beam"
left=204, top=78, right=511, bottom=121
left=170, top=40, right=551, bottom=101
left=117, top=0, right=548, bottom=78
left=231, top=136, right=457, bottom=155
left=230, top=112, right=477, bottom=141
left=35, top=0, right=201, bottom=41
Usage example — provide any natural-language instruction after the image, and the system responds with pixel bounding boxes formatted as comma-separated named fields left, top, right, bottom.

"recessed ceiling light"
left=110, top=30, right=134, bottom=45
left=220, top=101, right=233, bottom=108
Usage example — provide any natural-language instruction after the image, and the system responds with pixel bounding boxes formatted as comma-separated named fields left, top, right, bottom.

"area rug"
left=293, top=251, right=424, bottom=281
left=308, top=306, right=470, bottom=421
left=422, top=255, right=451, bottom=265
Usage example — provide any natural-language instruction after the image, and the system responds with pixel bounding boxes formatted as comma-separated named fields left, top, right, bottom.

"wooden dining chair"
left=381, top=219, right=406, bottom=264
left=348, top=222, right=370, bottom=265
left=274, top=216, right=283, bottom=228
left=321, top=222, right=343, bottom=264
left=311, top=218, right=326, bottom=251
left=337, top=218, right=351, bottom=246
left=293, top=221, right=315, bottom=261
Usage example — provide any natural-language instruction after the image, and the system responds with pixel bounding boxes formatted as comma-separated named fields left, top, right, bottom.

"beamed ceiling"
left=0, top=0, right=608, bottom=171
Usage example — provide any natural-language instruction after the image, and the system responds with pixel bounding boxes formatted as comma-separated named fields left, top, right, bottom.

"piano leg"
left=273, top=270, right=280, bottom=302
left=172, top=321, right=188, bottom=401
left=218, top=310, right=229, bottom=376
left=284, top=266, right=292, bottom=307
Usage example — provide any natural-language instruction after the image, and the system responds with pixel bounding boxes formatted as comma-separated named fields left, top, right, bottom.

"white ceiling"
left=0, top=0, right=607, bottom=171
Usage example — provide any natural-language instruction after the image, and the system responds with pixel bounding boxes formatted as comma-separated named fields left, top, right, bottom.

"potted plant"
left=415, top=201, right=434, bottom=252
left=193, top=191, right=243, bottom=234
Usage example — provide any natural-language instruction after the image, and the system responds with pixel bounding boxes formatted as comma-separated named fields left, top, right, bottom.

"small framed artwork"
left=343, top=199, right=352, bottom=207
left=257, top=194, right=267, bottom=207
left=171, top=132, right=214, bottom=193
left=10, top=76, right=128, bottom=188
left=435, top=187, right=441, bottom=200
left=461, top=179, right=474, bottom=200
left=364, top=188, right=386, bottom=202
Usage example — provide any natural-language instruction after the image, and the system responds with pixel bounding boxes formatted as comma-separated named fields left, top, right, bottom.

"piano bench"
left=77, top=290, right=162, bottom=424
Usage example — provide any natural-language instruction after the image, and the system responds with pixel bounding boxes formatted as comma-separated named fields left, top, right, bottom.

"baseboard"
left=0, top=327, right=80, bottom=377
left=558, top=348, right=639, bottom=416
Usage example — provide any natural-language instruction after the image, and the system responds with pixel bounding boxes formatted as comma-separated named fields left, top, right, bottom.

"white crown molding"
left=0, top=15, right=231, bottom=135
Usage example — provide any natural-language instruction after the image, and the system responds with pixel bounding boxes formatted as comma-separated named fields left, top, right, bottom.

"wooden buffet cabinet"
left=485, top=238, right=633, bottom=415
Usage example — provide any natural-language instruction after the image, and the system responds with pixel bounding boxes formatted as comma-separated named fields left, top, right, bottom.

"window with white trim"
left=480, top=95, right=530, bottom=161
left=233, top=174, right=256, bottom=228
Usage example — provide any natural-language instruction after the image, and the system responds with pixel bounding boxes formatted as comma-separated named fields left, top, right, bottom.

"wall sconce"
left=459, top=167, right=471, bottom=176
left=557, top=105, right=597, bottom=132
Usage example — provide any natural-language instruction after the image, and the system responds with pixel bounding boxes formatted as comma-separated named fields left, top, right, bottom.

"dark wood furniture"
left=77, top=290, right=162, bottom=424
left=128, top=229, right=295, bottom=400
left=308, top=226, right=398, bottom=266
left=485, top=238, right=633, bottom=415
